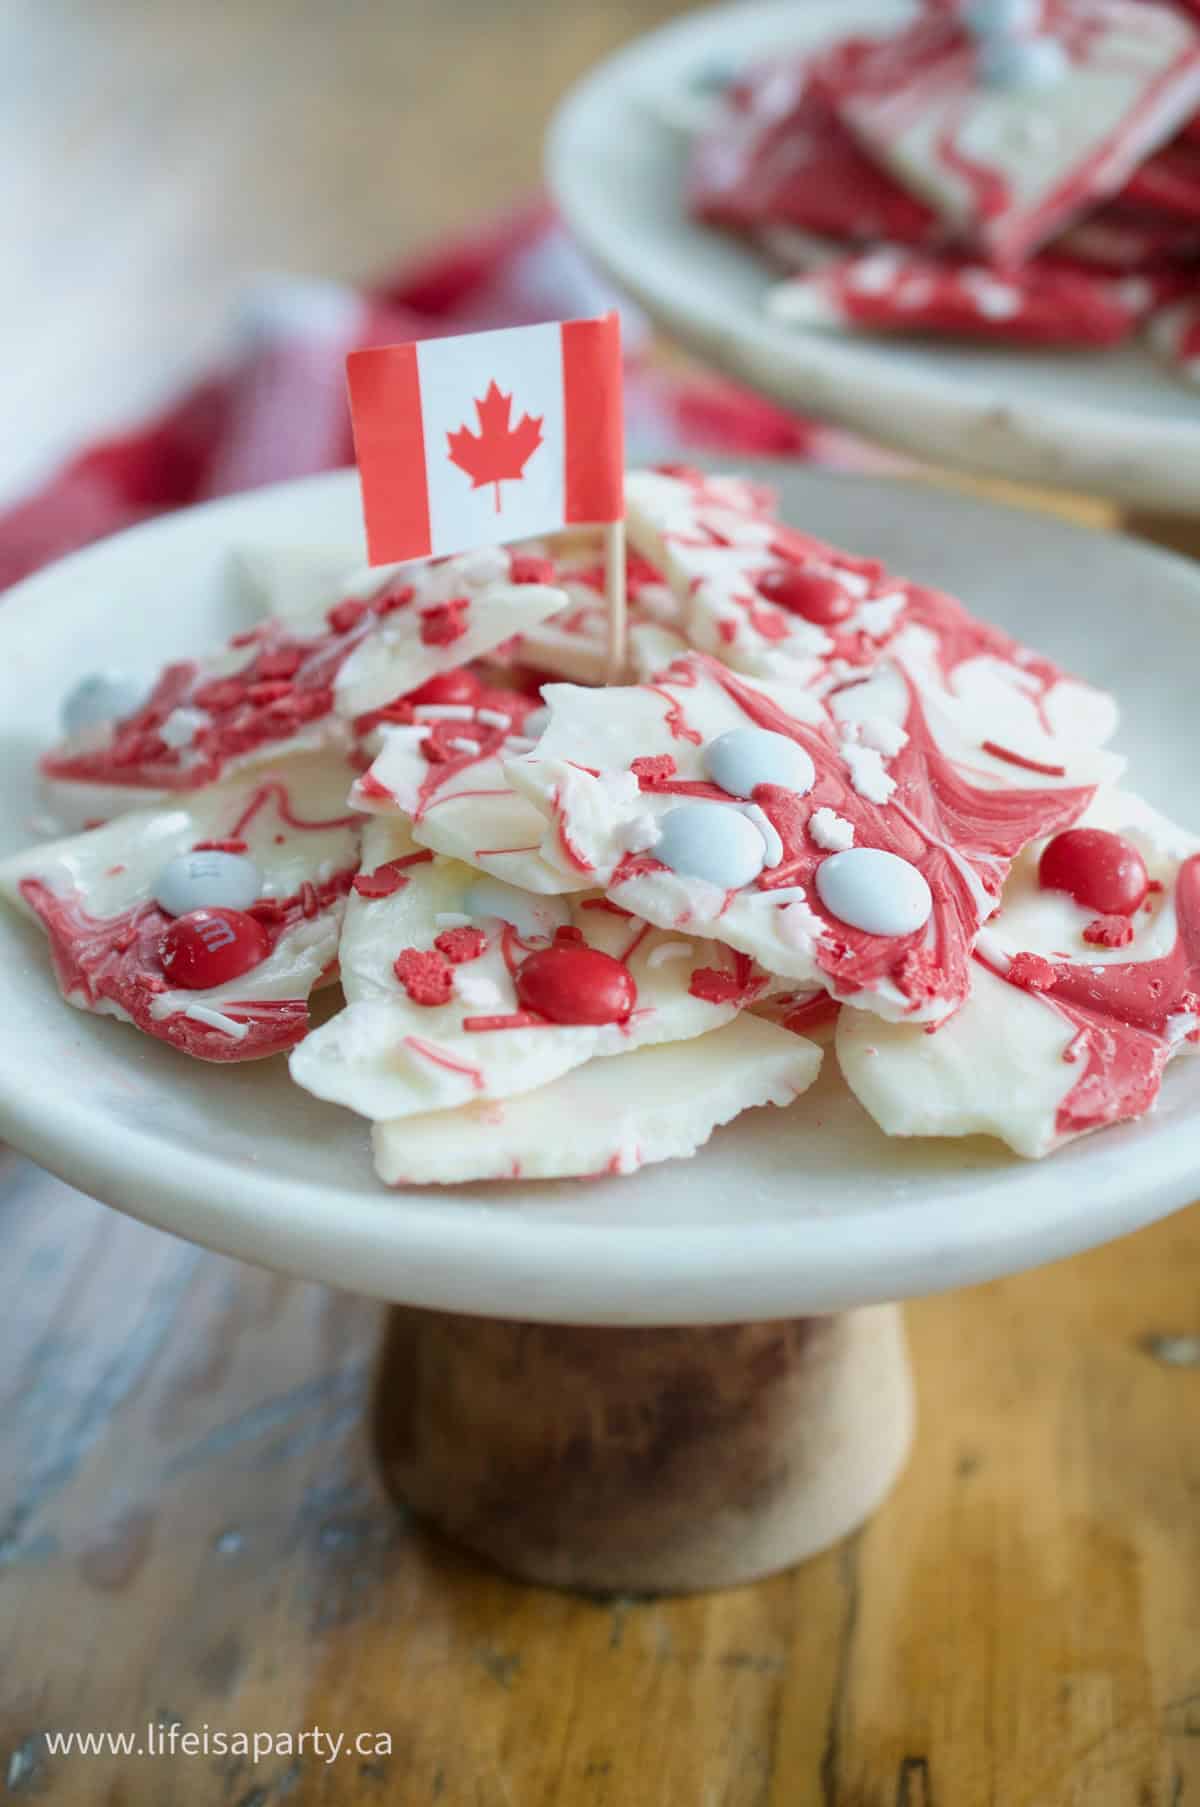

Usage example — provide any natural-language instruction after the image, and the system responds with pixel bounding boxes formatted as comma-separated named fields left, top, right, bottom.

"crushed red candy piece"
left=1083, top=914, right=1135, bottom=949
left=688, top=967, right=745, bottom=1005
left=509, top=553, right=556, bottom=585
left=328, top=598, right=369, bottom=635
left=1008, top=953, right=1060, bottom=993
left=434, top=925, right=488, bottom=965
left=192, top=679, right=246, bottom=713
left=895, top=944, right=942, bottom=1005
left=420, top=598, right=470, bottom=647
left=407, top=668, right=482, bottom=707
left=372, top=583, right=416, bottom=617
left=631, top=754, right=678, bottom=788
left=255, top=645, right=305, bottom=681
left=246, top=680, right=294, bottom=706
left=393, top=946, right=454, bottom=1006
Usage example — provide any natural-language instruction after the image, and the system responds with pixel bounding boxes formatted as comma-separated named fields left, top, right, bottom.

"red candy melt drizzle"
left=983, top=856, right=1200, bottom=1138
left=615, top=653, right=1094, bottom=1018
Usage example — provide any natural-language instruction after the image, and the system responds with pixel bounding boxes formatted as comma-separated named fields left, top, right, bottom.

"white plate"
left=0, top=467, right=1198, bottom=1325
left=548, top=0, right=1200, bottom=514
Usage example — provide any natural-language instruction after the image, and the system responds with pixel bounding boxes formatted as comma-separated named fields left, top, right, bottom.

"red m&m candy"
left=756, top=567, right=853, bottom=626
left=515, top=944, right=637, bottom=1026
left=1038, top=828, right=1149, bottom=917
left=159, top=908, right=271, bottom=990
left=405, top=668, right=482, bottom=707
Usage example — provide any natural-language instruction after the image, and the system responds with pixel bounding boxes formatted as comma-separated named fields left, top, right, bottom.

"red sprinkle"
left=1039, top=828, right=1149, bottom=917
left=193, top=839, right=249, bottom=854
left=631, top=754, right=678, bottom=789
left=328, top=598, right=369, bottom=635
left=509, top=553, right=556, bottom=585
left=756, top=567, right=853, bottom=625
left=255, top=645, right=305, bottom=681
left=372, top=583, right=416, bottom=617
left=515, top=943, right=636, bottom=1026
left=462, top=1011, right=548, bottom=1032
left=159, top=908, right=270, bottom=991
left=394, top=946, right=453, bottom=1006
left=1083, top=914, right=1136, bottom=949
left=434, top=925, right=488, bottom=965
left=352, top=860, right=413, bottom=900
left=420, top=599, right=470, bottom=647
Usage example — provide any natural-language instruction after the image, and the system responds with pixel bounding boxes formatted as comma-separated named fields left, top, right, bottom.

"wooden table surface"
left=3, top=2, right=1199, bottom=1803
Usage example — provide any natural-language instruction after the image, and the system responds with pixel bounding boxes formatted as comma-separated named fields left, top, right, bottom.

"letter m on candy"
left=346, top=315, right=624, bottom=565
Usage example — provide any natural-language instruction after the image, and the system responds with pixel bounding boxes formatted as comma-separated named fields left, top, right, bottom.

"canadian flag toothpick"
left=347, top=314, right=628, bottom=673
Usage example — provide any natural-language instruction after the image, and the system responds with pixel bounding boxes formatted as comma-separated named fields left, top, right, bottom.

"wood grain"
left=3, top=1158, right=1199, bottom=1805
left=3, top=0, right=1199, bottom=1801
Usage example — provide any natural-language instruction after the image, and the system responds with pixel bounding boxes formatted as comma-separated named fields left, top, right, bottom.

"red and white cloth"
left=0, top=200, right=885, bottom=595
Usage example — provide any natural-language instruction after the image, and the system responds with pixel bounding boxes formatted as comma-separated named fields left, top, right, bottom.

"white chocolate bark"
left=372, top=1013, right=822, bottom=1185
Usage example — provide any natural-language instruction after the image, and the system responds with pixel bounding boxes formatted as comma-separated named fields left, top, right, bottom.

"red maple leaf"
left=446, top=380, right=543, bottom=512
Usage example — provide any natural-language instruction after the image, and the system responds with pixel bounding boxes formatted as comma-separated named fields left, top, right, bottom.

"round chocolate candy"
left=159, top=908, right=271, bottom=990
left=61, top=672, right=146, bottom=737
left=461, top=878, right=571, bottom=941
left=815, top=847, right=933, bottom=937
left=703, top=727, right=815, bottom=799
left=154, top=851, right=261, bottom=919
left=1038, top=828, right=1149, bottom=917
left=655, top=804, right=768, bottom=889
left=978, top=33, right=1067, bottom=88
left=515, top=944, right=636, bottom=1026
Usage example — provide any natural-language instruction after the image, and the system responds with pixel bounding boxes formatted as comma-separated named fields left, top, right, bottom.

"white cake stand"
left=2, top=468, right=1198, bottom=1592
left=547, top=0, right=1200, bottom=518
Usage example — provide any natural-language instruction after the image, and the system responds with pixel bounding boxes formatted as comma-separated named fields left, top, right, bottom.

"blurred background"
left=6, top=0, right=692, bottom=502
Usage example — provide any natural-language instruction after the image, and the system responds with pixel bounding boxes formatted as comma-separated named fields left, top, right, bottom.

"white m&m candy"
left=461, top=878, right=571, bottom=941
left=962, top=0, right=1037, bottom=37
left=61, top=672, right=147, bottom=738
left=978, top=33, right=1067, bottom=89
left=703, top=727, right=816, bottom=800
left=154, top=850, right=262, bottom=919
left=815, top=848, right=932, bottom=937
left=656, top=804, right=767, bottom=889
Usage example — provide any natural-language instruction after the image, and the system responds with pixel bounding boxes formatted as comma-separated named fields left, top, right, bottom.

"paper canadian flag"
left=346, top=313, right=624, bottom=565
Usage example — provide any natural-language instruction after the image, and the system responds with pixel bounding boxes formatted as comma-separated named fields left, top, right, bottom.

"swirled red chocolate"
left=838, top=790, right=1200, bottom=1155
left=0, top=753, right=362, bottom=1061
left=817, top=2, right=1200, bottom=266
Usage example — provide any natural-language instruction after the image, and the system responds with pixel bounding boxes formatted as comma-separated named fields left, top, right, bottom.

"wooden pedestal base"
left=371, top=1303, right=914, bottom=1594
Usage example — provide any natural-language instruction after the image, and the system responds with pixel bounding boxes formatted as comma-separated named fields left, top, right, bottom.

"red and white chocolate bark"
left=40, top=549, right=567, bottom=820
left=500, top=647, right=1118, bottom=1024
left=348, top=675, right=572, bottom=893
left=766, top=247, right=1150, bottom=343
left=820, top=1, right=1200, bottom=265
left=0, top=753, right=362, bottom=1061
left=837, top=789, right=1200, bottom=1155
left=371, top=1013, right=821, bottom=1186
left=289, top=817, right=778, bottom=1121
left=688, top=56, right=941, bottom=246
